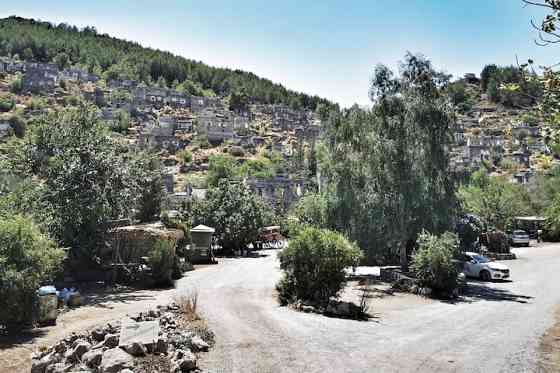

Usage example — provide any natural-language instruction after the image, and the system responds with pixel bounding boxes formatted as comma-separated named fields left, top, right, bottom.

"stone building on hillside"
left=134, top=87, right=189, bottom=108
left=22, top=63, right=59, bottom=92
left=60, top=67, right=99, bottom=83
left=247, top=175, right=305, bottom=211
left=190, top=96, right=222, bottom=113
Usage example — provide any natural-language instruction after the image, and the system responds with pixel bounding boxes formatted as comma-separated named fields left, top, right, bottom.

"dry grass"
left=175, top=289, right=199, bottom=321
left=539, top=306, right=560, bottom=372
left=174, top=289, right=215, bottom=347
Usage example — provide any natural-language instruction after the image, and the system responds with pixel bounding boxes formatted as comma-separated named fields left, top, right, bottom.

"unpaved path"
left=193, top=244, right=560, bottom=373
left=2, top=243, right=560, bottom=373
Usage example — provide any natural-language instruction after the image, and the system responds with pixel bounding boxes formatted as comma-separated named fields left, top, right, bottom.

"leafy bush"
left=411, top=231, right=459, bottom=295
left=9, top=74, right=23, bottom=94
left=177, top=149, right=193, bottom=165
left=290, top=192, right=329, bottom=230
left=484, top=230, right=510, bottom=253
left=277, top=226, right=362, bottom=305
left=455, top=214, right=483, bottom=251
left=8, top=114, right=26, bottom=138
left=0, top=215, right=64, bottom=331
left=147, top=239, right=175, bottom=286
left=0, top=94, right=15, bottom=112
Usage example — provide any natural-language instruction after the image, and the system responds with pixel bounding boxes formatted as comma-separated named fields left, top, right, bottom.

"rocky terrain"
left=30, top=302, right=213, bottom=373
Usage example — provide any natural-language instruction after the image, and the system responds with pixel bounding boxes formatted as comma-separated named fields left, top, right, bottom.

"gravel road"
left=186, top=243, right=560, bottom=373
left=2, top=243, right=558, bottom=373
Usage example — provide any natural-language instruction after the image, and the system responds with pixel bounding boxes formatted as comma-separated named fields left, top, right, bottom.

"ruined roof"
left=191, top=225, right=215, bottom=233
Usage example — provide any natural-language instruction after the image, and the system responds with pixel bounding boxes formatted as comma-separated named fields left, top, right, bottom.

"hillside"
left=0, top=16, right=334, bottom=111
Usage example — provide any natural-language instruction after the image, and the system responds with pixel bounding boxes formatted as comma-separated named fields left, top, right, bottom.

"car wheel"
left=480, top=270, right=492, bottom=282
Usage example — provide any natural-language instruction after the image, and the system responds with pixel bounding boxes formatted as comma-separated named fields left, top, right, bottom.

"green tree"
left=196, top=180, right=270, bottom=253
left=207, top=154, right=239, bottom=187
left=276, top=226, right=362, bottom=305
left=323, top=53, right=457, bottom=269
left=458, top=171, right=533, bottom=231
left=3, top=105, right=163, bottom=260
left=0, top=215, right=64, bottom=331
left=290, top=192, right=328, bottom=230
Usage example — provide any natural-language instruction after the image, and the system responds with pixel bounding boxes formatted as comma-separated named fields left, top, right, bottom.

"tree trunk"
left=400, top=244, right=408, bottom=273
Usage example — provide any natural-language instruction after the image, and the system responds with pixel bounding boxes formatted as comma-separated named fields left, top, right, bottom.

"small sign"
left=119, top=320, right=160, bottom=346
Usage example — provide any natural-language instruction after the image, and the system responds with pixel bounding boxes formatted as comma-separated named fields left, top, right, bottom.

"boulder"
left=123, top=341, right=147, bottom=357
left=31, top=352, right=62, bottom=373
left=65, top=341, right=91, bottom=362
left=99, top=348, right=134, bottom=373
left=91, top=327, right=107, bottom=342
left=45, top=363, right=66, bottom=373
left=155, top=335, right=169, bottom=354
left=190, top=335, right=209, bottom=352
left=82, top=349, right=103, bottom=368
left=103, top=334, right=119, bottom=348
left=419, top=288, right=432, bottom=297
left=174, top=349, right=197, bottom=371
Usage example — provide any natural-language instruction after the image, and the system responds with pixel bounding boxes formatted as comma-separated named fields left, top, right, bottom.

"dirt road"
left=191, top=244, right=560, bottom=373
left=2, top=243, right=559, bottom=373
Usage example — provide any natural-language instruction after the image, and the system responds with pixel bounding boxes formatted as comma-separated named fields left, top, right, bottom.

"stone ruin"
left=31, top=302, right=212, bottom=373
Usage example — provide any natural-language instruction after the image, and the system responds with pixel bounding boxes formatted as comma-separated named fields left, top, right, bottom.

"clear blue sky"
left=1, top=1, right=557, bottom=107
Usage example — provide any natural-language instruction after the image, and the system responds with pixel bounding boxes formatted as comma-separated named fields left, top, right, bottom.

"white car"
left=462, top=252, right=510, bottom=281
left=510, top=230, right=530, bottom=247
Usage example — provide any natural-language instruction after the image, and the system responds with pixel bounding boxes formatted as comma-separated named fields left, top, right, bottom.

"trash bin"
left=37, top=286, right=58, bottom=325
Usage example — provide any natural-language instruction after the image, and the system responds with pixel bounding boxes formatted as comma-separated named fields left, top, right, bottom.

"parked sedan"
left=462, top=252, right=511, bottom=281
left=510, top=230, right=530, bottom=247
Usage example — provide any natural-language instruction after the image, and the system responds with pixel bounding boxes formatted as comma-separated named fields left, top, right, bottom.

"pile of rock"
left=291, top=299, right=365, bottom=319
left=31, top=303, right=211, bottom=373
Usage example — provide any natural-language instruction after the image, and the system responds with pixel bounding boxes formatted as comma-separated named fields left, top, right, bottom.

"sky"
left=1, top=1, right=558, bottom=107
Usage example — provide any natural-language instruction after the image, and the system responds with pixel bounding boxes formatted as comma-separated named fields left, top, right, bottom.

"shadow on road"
left=453, top=282, right=534, bottom=304
left=0, top=329, right=48, bottom=350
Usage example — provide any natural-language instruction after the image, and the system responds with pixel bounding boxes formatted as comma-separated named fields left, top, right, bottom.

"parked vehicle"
left=255, top=226, right=285, bottom=249
left=509, top=230, right=530, bottom=247
left=462, top=252, right=510, bottom=281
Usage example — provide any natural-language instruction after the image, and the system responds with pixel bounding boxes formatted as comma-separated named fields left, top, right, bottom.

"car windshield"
left=513, top=230, right=526, bottom=235
left=472, top=255, right=490, bottom=263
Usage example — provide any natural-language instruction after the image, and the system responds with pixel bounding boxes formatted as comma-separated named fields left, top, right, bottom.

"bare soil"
left=538, top=306, right=560, bottom=372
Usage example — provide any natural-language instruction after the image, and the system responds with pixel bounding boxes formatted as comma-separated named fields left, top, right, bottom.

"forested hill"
left=0, top=16, right=333, bottom=110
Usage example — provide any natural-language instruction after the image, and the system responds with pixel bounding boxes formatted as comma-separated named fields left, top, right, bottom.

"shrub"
left=147, top=239, right=175, bottom=286
left=9, top=74, right=23, bottom=94
left=8, top=115, right=26, bottom=138
left=411, top=231, right=459, bottom=296
left=0, top=94, right=15, bottom=112
left=176, top=149, right=193, bottom=165
left=484, top=230, right=510, bottom=253
left=277, top=226, right=362, bottom=305
left=0, top=216, right=65, bottom=331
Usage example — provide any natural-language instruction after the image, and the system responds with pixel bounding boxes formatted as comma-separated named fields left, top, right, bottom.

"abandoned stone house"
left=247, top=175, right=305, bottom=210
left=60, top=67, right=99, bottom=83
left=2, top=60, right=25, bottom=73
left=510, top=150, right=531, bottom=168
left=513, top=169, right=536, bottom=185
left=138, top=124, right=181, bottom=152
left=22, top=63, right=59, bottom=92
left=108, top=79, right=138, bottom=90
left=190, top=96, right=222, bottom=113
left=511, top=124, right=540, bottom=139
left=196, top=110, right=236, bottom=143
left=270, top=105, right=309, bottom=130
left=134, top=87, right=189, bottom=108
left=528, top=140, right=549, bottom=154
left=465, top=143, right=490, bottom=164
